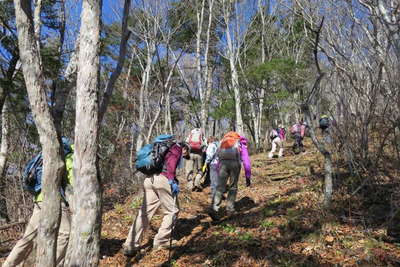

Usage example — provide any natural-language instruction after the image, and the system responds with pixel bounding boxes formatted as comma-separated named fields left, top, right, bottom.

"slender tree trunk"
left=14, top=1, right=65, bottom=266
left=224, top=1, right=244, bottom=135
left=196, top=0, right=205, bottom=106
left=33, top=0, right=42, bottom=61
left=98, top=0, right=131, bottom=125
left=0, top=99, right=10, bottom=223
left=200, top=0, right=215, bottom=133
left=136, top=41, right=155, bottom=152
left=65, top=0, right=102, bottom=265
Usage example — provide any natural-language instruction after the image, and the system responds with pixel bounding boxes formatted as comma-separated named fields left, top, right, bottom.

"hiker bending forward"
left=123, top=143, right=189, bottom=256
left=4, top=139, right=74, bottom=267
left=211, top=132, right=251, bottom=216
left=268, top=127, right=285, bottom=158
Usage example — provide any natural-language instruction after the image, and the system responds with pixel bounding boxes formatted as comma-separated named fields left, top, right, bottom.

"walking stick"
left=168, top=195, right=178, bottom=264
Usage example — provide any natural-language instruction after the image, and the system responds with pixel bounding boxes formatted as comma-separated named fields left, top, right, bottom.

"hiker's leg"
left=193, top=154, right=203, bottom=188
left=56, top=202, right=71, bottom=266
left=293, top=134, right=301, bottom=153
left=269, top=138, right=277, bottom=158
left=226, top=161, right=241, bottom=212
left=212, top=161, right=229, bottom=212
left=153, top=174, right=179, bottom=247
left=185, top=156, right=195, bottom=190
left=278, top=139, right=284, bottom=157
left=300, top=137, right=305, bottom=152
left=209, top=164, right=219, bottom=201
left=124, top=177, right=160, bottom=248
left=3, top=203, right=41, bottom=267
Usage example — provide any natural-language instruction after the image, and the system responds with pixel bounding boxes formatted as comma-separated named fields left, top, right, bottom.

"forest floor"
left=99, top=140, right=400, bottom=267
left=2, top=139, right=400, bottom=266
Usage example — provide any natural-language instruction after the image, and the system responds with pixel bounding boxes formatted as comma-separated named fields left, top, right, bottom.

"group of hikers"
left=268, top=115, right=331, bottom=158
left=4, top=115, right=331, bottom=266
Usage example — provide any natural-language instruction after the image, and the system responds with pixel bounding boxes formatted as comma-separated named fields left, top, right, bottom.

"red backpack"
left=188, top=128, right=204, bottom=153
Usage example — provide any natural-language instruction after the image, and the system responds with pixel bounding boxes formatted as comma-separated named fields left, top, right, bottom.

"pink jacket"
left=239, top=137, right=251, bottom=179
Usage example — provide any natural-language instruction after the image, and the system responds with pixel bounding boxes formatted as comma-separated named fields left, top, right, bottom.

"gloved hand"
left=246, top=177, right=251, bottom=187
left=168, top=179, right=180, bottom=196
left=202, top=163, right=208, bottom=173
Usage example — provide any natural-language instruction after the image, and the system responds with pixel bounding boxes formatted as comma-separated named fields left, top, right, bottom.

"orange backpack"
left=218, top=131, right=241, bottom=160
left=220, top=131, right=241, bottom=149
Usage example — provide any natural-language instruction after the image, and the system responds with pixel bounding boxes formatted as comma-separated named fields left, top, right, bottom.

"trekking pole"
left=168, top=195, right=178, bottom=264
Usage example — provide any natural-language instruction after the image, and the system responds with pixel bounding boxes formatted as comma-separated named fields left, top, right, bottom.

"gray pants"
left=185, top=153, right=203, bottom=189
left=3, top=202, right=71, bottom=267
left=212, top=160, right=241, bottom=212
left=209, top=163, right=219, bottom=200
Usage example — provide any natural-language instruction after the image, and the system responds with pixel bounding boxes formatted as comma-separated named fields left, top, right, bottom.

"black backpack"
left=319, top=117, right=330, bottom=130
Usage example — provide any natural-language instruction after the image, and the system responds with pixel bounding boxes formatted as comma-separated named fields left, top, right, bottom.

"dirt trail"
left=100, top=141, right=399, bottom=266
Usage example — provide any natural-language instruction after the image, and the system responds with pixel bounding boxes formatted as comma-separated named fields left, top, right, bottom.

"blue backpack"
left=135, top=134, right=175, bottom=175
left=22, top=137, right=72, bottom=195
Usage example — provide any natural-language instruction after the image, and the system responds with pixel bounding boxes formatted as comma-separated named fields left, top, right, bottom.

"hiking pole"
left=168, top=195, right=178, bottom=264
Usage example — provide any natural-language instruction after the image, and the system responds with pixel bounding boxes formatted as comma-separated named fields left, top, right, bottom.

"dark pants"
left=293, top=134, right=304, bottom=153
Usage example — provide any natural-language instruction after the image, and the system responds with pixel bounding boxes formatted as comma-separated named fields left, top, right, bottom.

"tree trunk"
left=14, top=1, right=65, bottom=266
left=98, top=0, right=131, bottom=125
left=65, top=0, right=102, bottom=265
left=196, top=0, right=205, bottom=105
left=201, top=0, right=215, bottom=133
left=302, top=103, right=333, bottom=207
left=136, top=40, right=155, bottom=152
left=224, top=1, right=244, bottom=135
left=0, top=99, right=10, bottom=223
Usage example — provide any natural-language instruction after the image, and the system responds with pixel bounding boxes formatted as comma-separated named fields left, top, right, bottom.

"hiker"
left=319, top=115, right=330, bottom=132
left=185, top=128, right=207, bottom=191
left=291, top=120, right=307, bottom=154
left=208, top=131, right=251, bottom=220
left=202, top=136, right=220, bottom=200
left=268, top=126, right=285, bottom=158
left=123, top=141, right=190, bottom=256
left=3, top=137, right=74, bottom=267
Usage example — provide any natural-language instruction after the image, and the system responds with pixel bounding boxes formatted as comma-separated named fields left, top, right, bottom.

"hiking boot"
left=123, top=245, right=140, bottom=257
left=206, top=208, right=221, bottom=221
left=192, top=186, right=203, bottom=192
left=153, top=239, right=179, bottom=250
left=226, top=209, right=236, bottom=217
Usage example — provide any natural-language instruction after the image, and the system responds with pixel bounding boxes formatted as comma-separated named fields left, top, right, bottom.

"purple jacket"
left=239, top=137, right=251, bottom=179
left=161, top=144, right=182, bottom=181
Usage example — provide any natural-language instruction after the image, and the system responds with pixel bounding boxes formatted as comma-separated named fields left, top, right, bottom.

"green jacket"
left=34, top=151, right=74, bottom=202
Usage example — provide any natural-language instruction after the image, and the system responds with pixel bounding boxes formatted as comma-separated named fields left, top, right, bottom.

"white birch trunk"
left=136, top=40, right=155, bottom=152
left=200, top=0, right=215, bottom=133
left=196, top=0, right=205, bottom=106
left=223, top=0, right=244, bottom=135
left=14, top=1, right=64, bottom=265
left=65, top=0, right=102, bottom=265
left=0, top=99, right=10, bottom=222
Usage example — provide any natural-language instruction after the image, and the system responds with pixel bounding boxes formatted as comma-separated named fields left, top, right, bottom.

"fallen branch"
left=270, top=173, right=297, bottom=181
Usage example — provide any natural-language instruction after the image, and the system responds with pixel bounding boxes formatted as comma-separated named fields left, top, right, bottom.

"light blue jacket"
left=205, top=141, right=219, bottom=165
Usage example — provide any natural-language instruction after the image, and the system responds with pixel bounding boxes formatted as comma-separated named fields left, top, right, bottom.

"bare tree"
left=219, top=0, right=248, bottom=134
left=65, top=0, right=102, bottom=265
left=13, top=0, right=65, bottom=265
left=0, top=99, right=10, bottom=222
